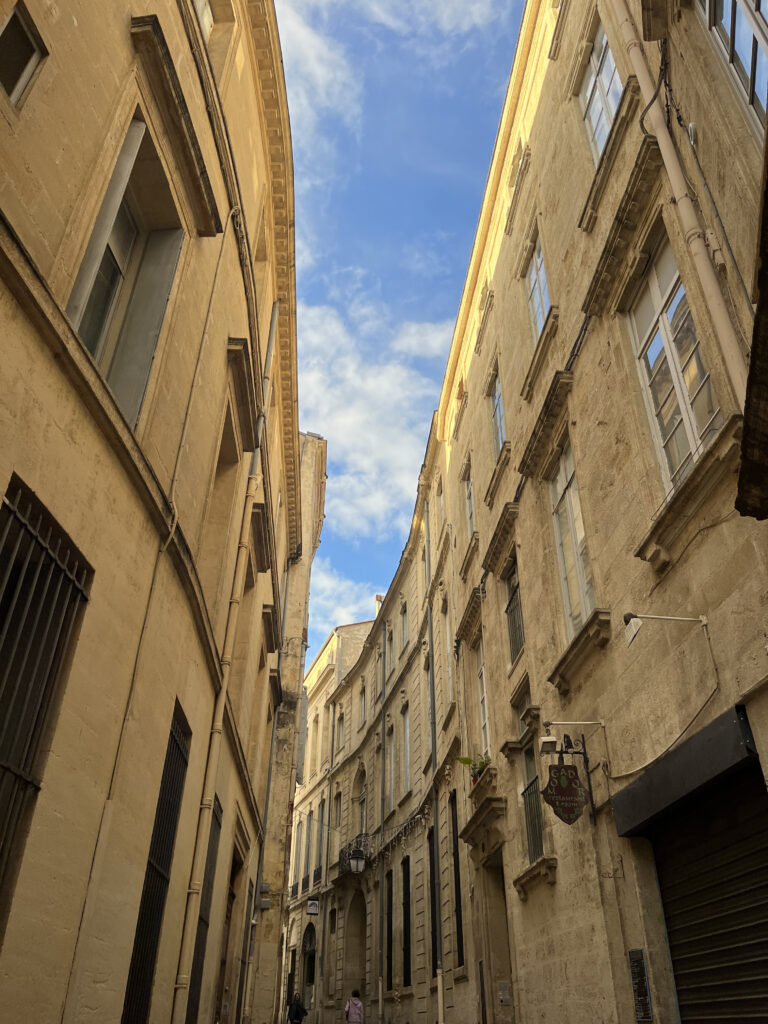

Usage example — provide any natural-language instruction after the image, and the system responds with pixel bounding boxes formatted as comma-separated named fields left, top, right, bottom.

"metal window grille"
left=0, top=477, right=90, bottom=911
left=402, top=856, right=411, bottom=987
left=122, top=706, right=190, bottom=1024
left=385, top=869, right=393, bottom=991
left=522, top=777, right=544, bottom=864
left=449, top=791, right=465, bottom=967
left=505, top=573, right=525, bottom=665
left=428, top=828, right=438, bottom=978
left=185, top=795, right=223, bottom=1024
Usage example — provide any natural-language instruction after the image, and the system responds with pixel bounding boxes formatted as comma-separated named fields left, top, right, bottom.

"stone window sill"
left=635, top=413, right=743, bottom=574
left=521, top=306, right=559, bottom=402
left=459, top=531, right=480, bottom=581
left=578, top=77, right=641, bottom=233
left=398, top=788, right=412, bottom=808
left=507, top=646, right=526, bottom=679
left=512, top=855, right=558, bottom=901
left=454, top=964, right=469, bottom=983
left=484, top=441, right=512, bottom=510
left=547, top=608, right=611, bottom=695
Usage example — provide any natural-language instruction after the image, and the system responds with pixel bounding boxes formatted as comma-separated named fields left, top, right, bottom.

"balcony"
left=290, top=881, right=298, bottom=898
left=313, top=865, right=323, bottom=886
left=337, top=833, right=372, bottom=880
left=301, top=874, right=309, bottom=893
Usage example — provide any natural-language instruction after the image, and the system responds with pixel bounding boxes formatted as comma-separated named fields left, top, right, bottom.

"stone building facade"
left=285, top=0, right=768, bottom=1021
left=0, top=2, right=324, bottom=1023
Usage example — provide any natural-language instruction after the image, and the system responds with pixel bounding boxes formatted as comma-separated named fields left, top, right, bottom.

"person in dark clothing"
left=287, top=993, right=307, bottom=1023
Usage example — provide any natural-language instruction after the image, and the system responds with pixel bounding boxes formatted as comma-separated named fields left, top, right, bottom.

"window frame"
left=475, top=639, right=490, bottom=757
left=489, top=369, right=506, bottom=459
left=401, top=704, right=410, bottom=794
left=525, top=234, right=551, bottom=342
left=0, top=2, right=46, bottom=108
left=578, top=22, right=623, bottom=163
left=697, top=0, right=768, bottom=126
left=550, top=439, right=596, bottom=641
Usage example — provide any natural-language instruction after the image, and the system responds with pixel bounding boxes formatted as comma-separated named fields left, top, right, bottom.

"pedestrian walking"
left=344, top=989, right=363, bottom=1024
left=287, top=992, right=307, bottom=1023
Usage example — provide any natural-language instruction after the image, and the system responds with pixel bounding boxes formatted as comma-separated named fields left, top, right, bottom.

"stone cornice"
left=519, top=371, right=574, bottom=479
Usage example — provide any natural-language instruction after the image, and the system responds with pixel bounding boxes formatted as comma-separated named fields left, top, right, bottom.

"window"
left=402, top=705, right=410, bottom=794
left=462, top=462, right=475, bottom=536
left=443, top=606, right=454, bottom=705
left=185, top=796, right=222, bottom=1024
left=400, top=603, right=408, bottom=649
left=303, top=812, right=313, bottom=887
left=525, top=234, right=550, bottom=341
left=427, top=828, right=438, bottom=978
left=385, top=870, right=393, bottom=991
left=449, top=792, right=464, bottom=968
left=386, top=629, right=394, bottom=676
left=329, top=907, right=337, bottom=934
left=311, top=715, right=319, bottom=776
left=292, top=821, right=303, bottom=885
left=0, top=477, right=91, bottom=925
left=359, top=680, right=366, bottom=726
left=66, top=118, right=184, bottom=426
left=316, top=800, right=325, bottom=873
left=512, top=681, right=532, bottom=738
left=579, top=24, right=622, bottom=162
left=123, top=704, right=191, bottom=1023
left=630, top=240, right=722, bottom=490
left=489, top=370, right=506, bottom=458
left=551, top=439, right=595, bottom=640
left=402, top=857, right=412, bottom=987
left=334, top=793, right=342, bottom=829
left=504, top=557, right=525, bottom=664
left=0, top=3, right=45, bottom=107
left=476, top=640, right=490, bottom=756
left=521, top=742, right=543, bottom=864
left=437, top=477, right=445, bottom=524
left=698, top=0, right=768, bottom=124
left=337, top=712, right=344, bottom=750
left=387, top=728, right=395, bottom=812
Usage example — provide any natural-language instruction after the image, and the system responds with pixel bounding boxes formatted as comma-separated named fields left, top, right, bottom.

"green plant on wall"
left=455, top=754, right=491, bottom=784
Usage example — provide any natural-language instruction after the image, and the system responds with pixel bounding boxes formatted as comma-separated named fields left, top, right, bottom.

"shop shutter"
left=650, top=761, right=768, bottom=1023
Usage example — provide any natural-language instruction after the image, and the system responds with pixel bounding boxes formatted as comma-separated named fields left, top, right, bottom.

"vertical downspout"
left=425, top=499, right=445, bottom=1024
left=170, top=299, right=280, bottom=1024
left=609, top=0, right=747, bottom=404
left=378, top=621, right=387, bottom=1024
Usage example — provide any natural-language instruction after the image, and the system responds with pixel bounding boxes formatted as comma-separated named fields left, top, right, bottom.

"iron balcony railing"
left=522, top=776, right=543, bottom=864
left=505, top=582, right=524, bottom=664
left=313, top=865, right=322, bottom=886
left=290, top=881, right=298, bottom=898
left=301, top=874, right=309, bottom=893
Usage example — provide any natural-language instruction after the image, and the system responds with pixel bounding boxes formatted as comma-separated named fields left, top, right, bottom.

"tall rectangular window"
left=402, top=857, right=411, bottom=987
left=449, top=792, right=464, bottom=968
left=122, top=704, right=191, bottom=1024
left=359, top=681, right=366, bottom=725
left=337, top=712, right=344, bottom=750
left=427, top=828, right=438, bottom=978
left=630, top=240, right=722, bottom=490
left=66, top=119, right=184, bottom=426
left=402, top=705, right=410, bottom=794
left=292, top=821, right=302, bottom=885
left=525, top=234, right=550, bottom=341
left=489, top=371, right=506, bottom=458
left=579, top=24, right=622, bottom=162
left=443, top=606, right=453, bottom=705
left=0, top=477, right=91, bottom=925
left=386, top=629, right=394, bottom=675
left=476, top=640, right=489, bottom=757
left=303, top=811, right=313, bottom=890
left=316, top=800, right=325, bottom=874
left=400, top=603, right=408, bottom=649
left=698, top=0, right=768, bottom=123
left=0, top=3, right=46, bottom=107
left=385, top=869, right=393, bottom=991
left=551, top=440, right=595, bottom=640
left=387, top=730, right=395, bottom=813
left=463, top=463, right=475, bottom=536
left=185, top=796, right=222, bottom=1024
left=522, top=743, right=543, bottom=864
left=505, top=558, right=524, bottom=664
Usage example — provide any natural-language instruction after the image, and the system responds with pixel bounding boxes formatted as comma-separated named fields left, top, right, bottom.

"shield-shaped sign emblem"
left=542, top=763, right=589, bottom=825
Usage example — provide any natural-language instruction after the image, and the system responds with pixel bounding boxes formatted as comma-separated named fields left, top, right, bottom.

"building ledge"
left=636, top=414, right=743, bottom=573
left=578, top=78, right=641, bottom=233
left=512, top=856, right=558, bottom=901
left=469, top=764, right=499, bottom=807
left=521, top=306, right=559, bottom=402
left=475, top=288, right=495, bottom=355
left=500, top=710, right=541, bottom=763
left=441, top=699, right=457, bottom=733
left=519, top=370, right=574, bottom=479
left=482, top=501, right=519, bottom=576
left=456, top=587, right=483, bottom=648
left=547, top=608, right=611, bottom=695
left=459, top=793, right=506, bottom=863
left=484, top=442, right=512, bottom=510
left=459, top=531, right=480, bottom=581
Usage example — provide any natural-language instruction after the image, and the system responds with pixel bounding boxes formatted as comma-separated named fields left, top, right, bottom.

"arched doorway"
left=301, top=923, right=316, bottom=1011
left=343, top=889, right=367, bottom=999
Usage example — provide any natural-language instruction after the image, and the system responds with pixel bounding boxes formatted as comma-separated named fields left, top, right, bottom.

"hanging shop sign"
left=542, top=763, right=589, bottom=824
left=307, top=900, right=320, bottom=916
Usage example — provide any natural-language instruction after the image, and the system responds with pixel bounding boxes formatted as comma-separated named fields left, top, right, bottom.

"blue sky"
left=274, top=0, right=523, bottom=660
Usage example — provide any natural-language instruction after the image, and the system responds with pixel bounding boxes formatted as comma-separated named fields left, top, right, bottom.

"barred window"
left=0, top=477, right=90, bottom=923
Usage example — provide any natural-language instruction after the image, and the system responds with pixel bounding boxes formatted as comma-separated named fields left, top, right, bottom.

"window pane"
left=633, top=281, right=657, bottom=342
left=754, top=39, right=768, bottom=119
left=657, top=389, right=683, bottom=444
left=734, top=3, right=752, bottom=84
left=663, top=418, right=692, bottom=477
left=555, top=499, right=583, bottom=630
left=0, top=12, right=36, bottom=99
left=602, top=51, right=622, bottom=115
left=716, top=0, right=733, bottom=43
left=78, top=249, right=121, bottom=356
left=691, top=378, right=722, bottom=439
left=568, top=475, right=595, bottom=615
left=655, top=242, right=678, bottom=298
left=579, top=66, right=596, bottom=112
left=646, top=345, right=674, bottom=412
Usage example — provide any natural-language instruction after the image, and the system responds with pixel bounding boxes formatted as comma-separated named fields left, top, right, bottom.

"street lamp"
left=349, top=849, right=365, bottom=874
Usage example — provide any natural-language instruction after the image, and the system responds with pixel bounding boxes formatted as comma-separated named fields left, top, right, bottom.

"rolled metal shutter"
left=650, top=761, right=768, bottom=1023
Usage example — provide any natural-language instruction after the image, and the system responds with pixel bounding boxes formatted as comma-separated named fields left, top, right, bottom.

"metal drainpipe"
left=609, top=0, right=747, bottom=405
left=424, top=499, right=445, bottom=1024
left=378, top=621, right=387, bottom=1024
left=170, top=300, right=280, bottom=1024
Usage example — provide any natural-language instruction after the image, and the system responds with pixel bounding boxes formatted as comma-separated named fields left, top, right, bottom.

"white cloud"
left=391, top=319, right=453, bottom=359
left=298, top=300, right=440, bottom=540
left=308, top=556, right=380, bottom=638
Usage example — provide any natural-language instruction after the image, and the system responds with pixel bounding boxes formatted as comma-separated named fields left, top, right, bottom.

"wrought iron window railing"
left=522, top=776, right=543, bottom=863
left=505, top=582, right=524, bottom=664
left=290, top=881, right=298, bottom=898
left=313, top=865, right=322, bottom=885
left=301, top=874, right=309, bottom=893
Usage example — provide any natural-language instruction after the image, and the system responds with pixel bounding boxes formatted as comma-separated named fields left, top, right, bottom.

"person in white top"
left=344, top=989, right=363, bottom=1024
